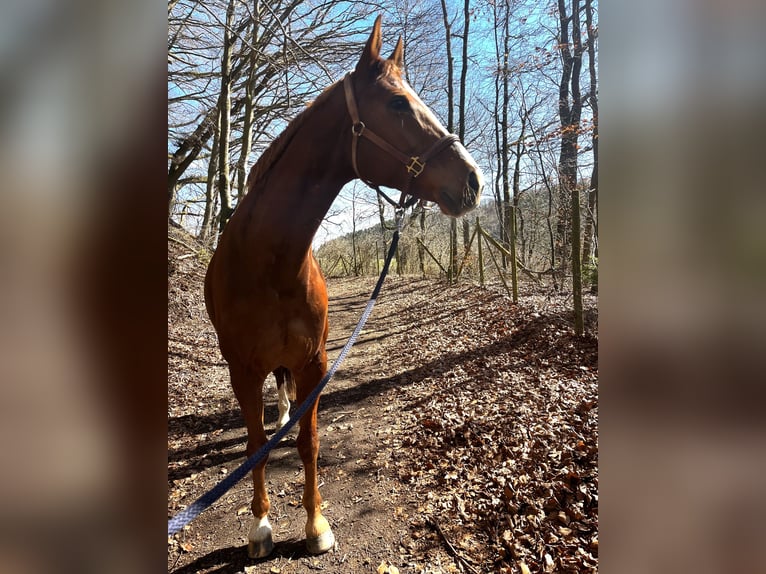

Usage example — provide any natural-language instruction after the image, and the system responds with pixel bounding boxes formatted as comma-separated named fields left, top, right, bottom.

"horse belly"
left=222, top=300, right=323, bottom=369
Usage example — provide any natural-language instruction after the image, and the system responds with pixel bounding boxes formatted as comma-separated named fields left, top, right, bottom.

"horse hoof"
left=247, top=517, right=274, bottom=559
left=306, top=529, right=335, bottom=554
left=248, top=537, right=274, bottom=559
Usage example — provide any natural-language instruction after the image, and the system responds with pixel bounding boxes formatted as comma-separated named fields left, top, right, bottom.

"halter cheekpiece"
left=342, top=74, right=459, bottom=209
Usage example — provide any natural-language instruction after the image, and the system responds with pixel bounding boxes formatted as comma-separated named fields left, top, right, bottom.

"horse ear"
left=355, top=15, right=383, bottom=74
left=388, top=36, right=404, bottom=69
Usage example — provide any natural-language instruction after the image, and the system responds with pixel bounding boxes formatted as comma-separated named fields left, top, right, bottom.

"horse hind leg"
left=273, top=367, right=296, bottom=431
left=229, top=362, right=274, bottom=558
left=294, top=358, right=335, bottom=554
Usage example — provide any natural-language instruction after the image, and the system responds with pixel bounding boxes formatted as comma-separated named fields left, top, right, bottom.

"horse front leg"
left=229, top=363, right=273, bottom=558
left=295, top=358, right=335, bottom=554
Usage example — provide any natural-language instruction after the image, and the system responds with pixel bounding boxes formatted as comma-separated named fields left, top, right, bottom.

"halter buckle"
left=352, top=121, right=365, bottom=137
left=406, top=156, right=425, bottom=177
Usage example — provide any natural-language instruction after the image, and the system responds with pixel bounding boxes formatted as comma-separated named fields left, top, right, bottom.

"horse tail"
left=274, top=366, right=296, bottom=401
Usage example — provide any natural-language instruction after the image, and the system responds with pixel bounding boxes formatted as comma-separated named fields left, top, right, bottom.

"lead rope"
left=168, top=212, right=405, bottom=537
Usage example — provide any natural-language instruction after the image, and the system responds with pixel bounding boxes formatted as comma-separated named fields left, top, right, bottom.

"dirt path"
left=169, top=240, right=598, bottom=574
left=169, top=277, right=437, bottom=574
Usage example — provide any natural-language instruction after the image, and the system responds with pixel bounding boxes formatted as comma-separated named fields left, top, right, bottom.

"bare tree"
left=200, top=111, right=220, bottom=244
left=234, top=0, right=261, bottom=204
left=168, top=0, right=376, bottom=232
left=581, top=0, right=598, bottom=289
left=458, top=0, right=472, bottom=252
left=168, top=0, right=599, bottom=305
left=216, top=0, right=237, bottom=233
left=556, top=0, right=586, bottom=333
left=438, top=0, right=459, bottom=283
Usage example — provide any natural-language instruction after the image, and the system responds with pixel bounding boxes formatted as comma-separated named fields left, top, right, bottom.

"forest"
left=168, top=3, right=598, bottom=571
left=168, top=0, right=598, bottom=333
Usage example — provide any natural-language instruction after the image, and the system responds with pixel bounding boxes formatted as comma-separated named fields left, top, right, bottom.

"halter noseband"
left=343, top=74, right=459, bottom=209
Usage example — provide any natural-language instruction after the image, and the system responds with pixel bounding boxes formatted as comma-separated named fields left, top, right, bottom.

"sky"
left=169, top=1, right=596, bottom=247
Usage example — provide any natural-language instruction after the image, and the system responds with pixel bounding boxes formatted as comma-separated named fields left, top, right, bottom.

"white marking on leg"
left=307, top=527, right=335, bottom=554
left=247, top=515, right=274, bottom=558
left=277, top=382, right=290, bottom=431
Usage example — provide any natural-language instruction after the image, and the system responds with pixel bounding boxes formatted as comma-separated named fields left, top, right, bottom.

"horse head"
left=346, top=16, right=484, bottom=217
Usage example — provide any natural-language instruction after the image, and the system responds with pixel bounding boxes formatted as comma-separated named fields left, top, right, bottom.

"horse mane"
left=245, top=80, right=340, bottom=197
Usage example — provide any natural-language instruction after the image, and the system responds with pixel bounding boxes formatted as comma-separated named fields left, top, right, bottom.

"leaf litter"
left=169, top=227, right=597, bottom=573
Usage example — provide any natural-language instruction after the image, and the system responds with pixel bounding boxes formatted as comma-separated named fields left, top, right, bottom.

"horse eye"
left=389, top=96, right=411, bottom=113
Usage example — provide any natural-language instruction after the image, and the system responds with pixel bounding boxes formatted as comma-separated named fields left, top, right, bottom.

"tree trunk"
left=440, top=0, right=457, bottom=283
left=169, top=183, right=177, bottom=222
left=500, top=0, right=512, bottom=272
left=491, top=0, right=504, bottom=257
left=217, top=0, right=236, bottom=234
left=418, top=209, right=426, bottom=277
left=351, top=194, right=359, bottom=276
left=556, top=0, right=585, bottom=334
left=235, top=4, right=260, bottom=202
left=439, top=0, right=455, bottom=135
left=458, top=0, right=471, bottom=255
left=459, top=0, right=469, bottom=143
left=199, top=111, right=220, bottom=244
left=376, top=193, right=388, bottom=271
left=509, top=127, right=528, bottom=303
left=581, top=0, right=598, bottom=286
left=449, top=220, right=457, bottom=283
left=571, top=176, right=584, bottom=335
left=509, top=100, right=534, bottom=298
left=556, top=0, right=582, bottom=281
left=548, top=180, right=556, bottom=280
left=529, top=119, right=557, bottom=279
left=476, top=216, right=484, bottom=286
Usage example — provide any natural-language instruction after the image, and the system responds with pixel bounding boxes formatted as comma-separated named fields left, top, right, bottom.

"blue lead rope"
left=168, top=215, right=402, bottom=537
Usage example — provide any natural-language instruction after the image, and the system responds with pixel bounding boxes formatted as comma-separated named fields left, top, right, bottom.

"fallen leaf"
left=169, top=274, right=599, bottom=573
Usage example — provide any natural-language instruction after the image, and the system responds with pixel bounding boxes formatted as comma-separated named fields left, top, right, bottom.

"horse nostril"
left=468, top=170, right=480, bottom=193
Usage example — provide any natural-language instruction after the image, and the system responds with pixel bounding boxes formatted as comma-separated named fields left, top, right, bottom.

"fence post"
left=456, top=224, right=479, bottom=280
left=417, top=238, right=448, bottom=276
left=480, top=226, right=513, bottom=300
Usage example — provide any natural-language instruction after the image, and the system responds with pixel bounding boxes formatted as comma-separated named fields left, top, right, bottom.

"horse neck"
left=232, top=83, right=354, bottom=271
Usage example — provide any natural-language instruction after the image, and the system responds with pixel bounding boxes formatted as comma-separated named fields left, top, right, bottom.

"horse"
left=204, top=15, right=484, bottom=559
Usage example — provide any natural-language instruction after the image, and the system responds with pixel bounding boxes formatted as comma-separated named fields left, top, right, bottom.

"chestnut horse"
left=204, top=16, right=483, bottom=558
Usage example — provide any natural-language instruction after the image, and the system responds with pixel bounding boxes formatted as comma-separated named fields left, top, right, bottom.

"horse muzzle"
left=438, top=167, right=483, bottom=217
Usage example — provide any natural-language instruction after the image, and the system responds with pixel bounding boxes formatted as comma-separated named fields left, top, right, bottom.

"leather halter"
left=342, top=74, right=459, bottom=209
